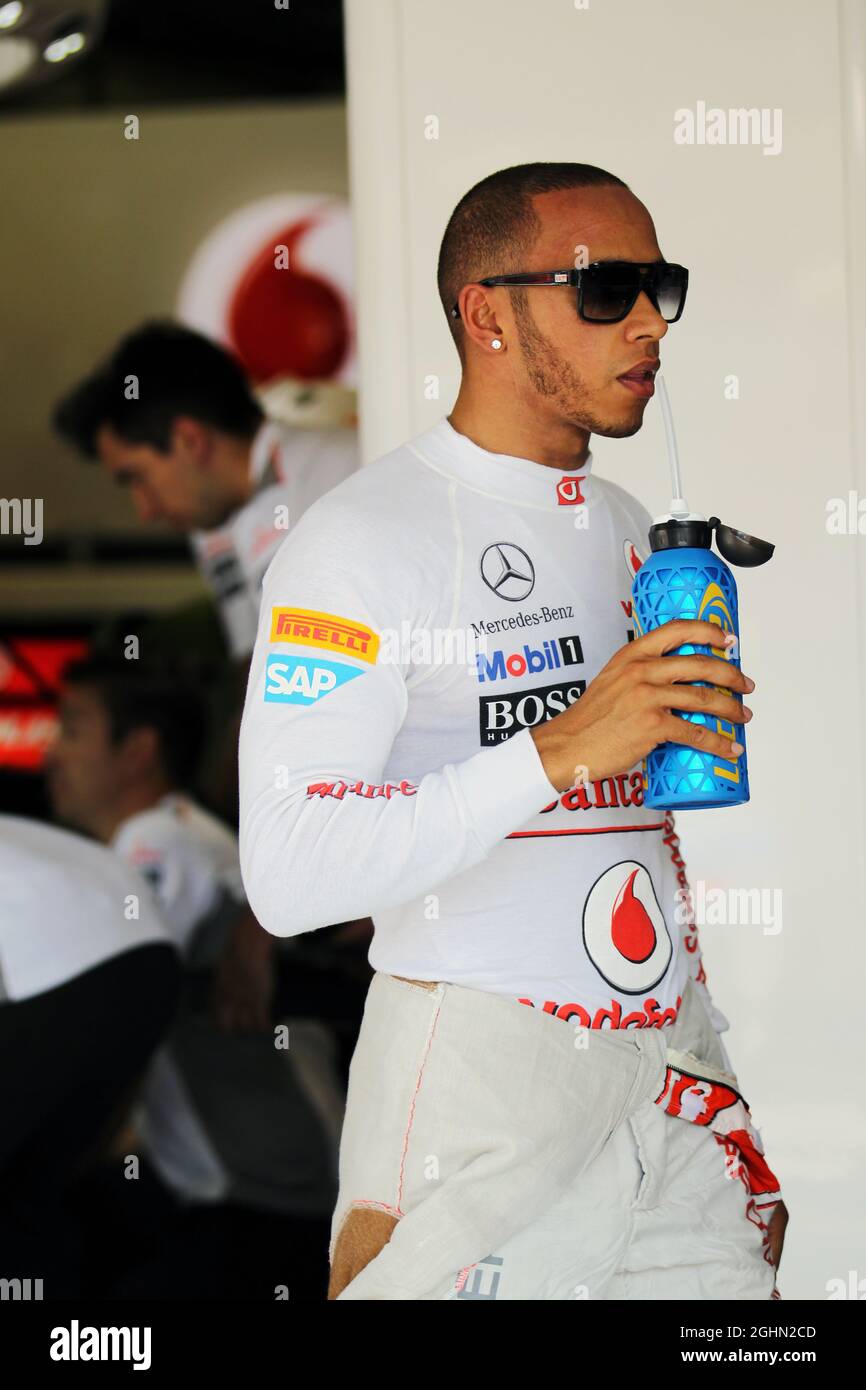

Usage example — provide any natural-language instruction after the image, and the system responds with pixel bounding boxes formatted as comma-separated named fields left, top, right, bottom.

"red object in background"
left=228, top=218, right=350, bottom=384
left=0, top=636, right=88, bottom=770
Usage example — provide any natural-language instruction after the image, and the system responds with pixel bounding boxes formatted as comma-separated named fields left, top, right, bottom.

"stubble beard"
left=512, top=296, right=645, bottom=439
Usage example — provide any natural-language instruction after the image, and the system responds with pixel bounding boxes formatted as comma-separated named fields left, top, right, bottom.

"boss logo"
left=479, top=678, right=585, bottom=744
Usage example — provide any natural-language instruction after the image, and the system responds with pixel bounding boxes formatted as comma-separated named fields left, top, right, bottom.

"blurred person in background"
left=52, top=321, right=357, bottom=665
left=0, top=816, right=179, bottom=1298
left=52, top=321, right=360, bottom=824
left=51, top=323, right=372, bottom=1049
left=46, top=656, right=346, bottom=1298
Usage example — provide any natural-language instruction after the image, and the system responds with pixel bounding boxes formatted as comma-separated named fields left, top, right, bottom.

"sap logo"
left=264, top=654, right=363, bottom=706
left=479, top=678, right=586, bottom=744
left=476, top=633, right=583, bottom=684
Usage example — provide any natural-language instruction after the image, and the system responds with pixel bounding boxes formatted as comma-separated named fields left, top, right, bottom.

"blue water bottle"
left=631, top=513, right=774, bottom=810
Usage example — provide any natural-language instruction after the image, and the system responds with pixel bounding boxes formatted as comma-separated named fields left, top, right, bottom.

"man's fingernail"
left=723, top=632, right=738, bottom=647
left=732, top=742, right=745, bottom=756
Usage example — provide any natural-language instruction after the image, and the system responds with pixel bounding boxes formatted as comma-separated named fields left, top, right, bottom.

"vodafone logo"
left=582, top=861, right=672, bottom=993
left=176, top=193, right=356, bottom=388
left=623, top=538, right=645, bottom=579
left=556, top=476, right=587, bottom=506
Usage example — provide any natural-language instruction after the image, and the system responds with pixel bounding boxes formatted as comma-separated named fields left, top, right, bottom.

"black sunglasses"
left=450, top=260, right=689, bottom=325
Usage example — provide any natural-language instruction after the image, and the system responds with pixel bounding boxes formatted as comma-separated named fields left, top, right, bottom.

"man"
left=53, top=320, right=360, bottom=937
left=46, top=658, right=344, bottom=1298
left=46, top=657, right=271, bottom=1028
left=238, top=162, right=787, bottom=1300
left=0, top=815, right=178, bottom=1297
left=52, top=321, right=358, bottom=661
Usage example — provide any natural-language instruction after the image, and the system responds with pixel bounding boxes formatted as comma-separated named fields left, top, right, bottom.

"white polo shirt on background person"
left=189, top=419, right=358, bottom=659
left=111, top=792, right=245, bottom=956
left=0, top=816, right=171, bottom=1003
left=111, top=791, right=341, bottom=1212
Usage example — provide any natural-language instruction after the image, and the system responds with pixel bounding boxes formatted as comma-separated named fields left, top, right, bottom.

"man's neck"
left=90, top=779, right=175, bottom=846
left=447, top=386, right=591, bottom=471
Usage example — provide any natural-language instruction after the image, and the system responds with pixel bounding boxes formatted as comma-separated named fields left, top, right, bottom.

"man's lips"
left=617, top=362, right=658, bottom=398
left=617, top=375, right=655, bottom=398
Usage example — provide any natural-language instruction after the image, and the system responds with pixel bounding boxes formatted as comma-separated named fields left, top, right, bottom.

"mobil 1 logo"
left=479, top=677, right=586, bottom=745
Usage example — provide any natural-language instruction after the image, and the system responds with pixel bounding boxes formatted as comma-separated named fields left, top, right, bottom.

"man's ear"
left=457, top=284, right=507, bottom=356
left=122, top=725, right=162, bottom=779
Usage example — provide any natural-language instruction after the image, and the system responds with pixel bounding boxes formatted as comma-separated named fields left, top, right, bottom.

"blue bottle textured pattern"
left=631, top=547, right=748, bottom=810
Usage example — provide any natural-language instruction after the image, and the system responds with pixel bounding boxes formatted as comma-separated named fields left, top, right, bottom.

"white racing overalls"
left=330, top=973, right=781, bottom=1301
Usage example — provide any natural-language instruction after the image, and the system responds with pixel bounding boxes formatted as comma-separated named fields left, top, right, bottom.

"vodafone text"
left=517, top=993, right=682, bottom=1029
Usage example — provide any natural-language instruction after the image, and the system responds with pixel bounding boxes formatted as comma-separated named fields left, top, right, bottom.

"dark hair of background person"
left=436, top=161, right=631, bottom=362
left=52, top=322, right=266, bottom=458
left=62, top=657, right=207, bottom=788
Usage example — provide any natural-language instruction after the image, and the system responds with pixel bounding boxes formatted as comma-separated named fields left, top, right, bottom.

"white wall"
left=344, top=0, right=866, bottom=1299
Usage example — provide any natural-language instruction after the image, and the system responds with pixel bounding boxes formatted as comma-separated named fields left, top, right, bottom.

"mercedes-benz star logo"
left=479, top=542, right=535, bottom=602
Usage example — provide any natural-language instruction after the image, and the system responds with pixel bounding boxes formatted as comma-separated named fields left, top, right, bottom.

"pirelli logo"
left=269, top=607, right=379, bottom=664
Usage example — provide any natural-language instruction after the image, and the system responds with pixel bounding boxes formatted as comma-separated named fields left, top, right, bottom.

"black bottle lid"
left=648, top=515, right=775, bottom=567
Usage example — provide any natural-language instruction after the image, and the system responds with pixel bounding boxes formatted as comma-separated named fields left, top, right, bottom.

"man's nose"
left=629, top=290, right=669, bottom=339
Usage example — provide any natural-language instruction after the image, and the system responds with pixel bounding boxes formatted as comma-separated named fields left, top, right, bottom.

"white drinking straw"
left=656, top=374, right=689, bottom=516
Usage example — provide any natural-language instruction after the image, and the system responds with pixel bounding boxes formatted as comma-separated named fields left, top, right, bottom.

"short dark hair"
left=53, top=321, right=265, bottom=458
left=63, top=657, right=206, bottom=787
left=437, top=161, right=630, bottom=360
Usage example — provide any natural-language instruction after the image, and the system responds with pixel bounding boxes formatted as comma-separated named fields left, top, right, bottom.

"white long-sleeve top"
left=239, top=416, right=729, bottom=1038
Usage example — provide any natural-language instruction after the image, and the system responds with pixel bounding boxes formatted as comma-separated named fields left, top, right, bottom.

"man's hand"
left=211, top=907, right=275, bottom=1034
left=531, top=619, right=756, bottom=792
left=768, top=1201, right=789, bottom=1269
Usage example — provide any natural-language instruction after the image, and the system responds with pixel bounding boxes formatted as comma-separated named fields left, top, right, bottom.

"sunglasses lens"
left=654, top=267, right=686, bottom=321
left=580, top=264, right=687, bottom=322
left=581, top=266, right=638, bottom=321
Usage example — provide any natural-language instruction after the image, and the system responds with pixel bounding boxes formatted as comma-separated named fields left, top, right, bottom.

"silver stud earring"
left=491, top=338, right=503, bottom=350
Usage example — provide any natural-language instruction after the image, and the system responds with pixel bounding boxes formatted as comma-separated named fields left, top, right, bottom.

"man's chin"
left=51, top=802, right=86, bottom=834
left=166, top=512, right=199, bottom=532
left=193, top=506, right=234, bottom=532
left=592, top=416, right=646, bottom=439
left=571, top=409, right=645, bottom=440
left=562, top=391, right=648, bottom=440
left=591, top=394, right=650, bottom=439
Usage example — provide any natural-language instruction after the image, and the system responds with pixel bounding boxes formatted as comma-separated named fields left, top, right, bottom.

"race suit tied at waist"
left=333, top=971, right=663, bottom=1300
left=333, top=971, right=780, bottom=1300
left=391, top=972, right=782, bottom=1209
